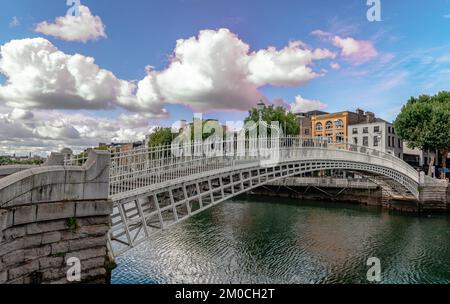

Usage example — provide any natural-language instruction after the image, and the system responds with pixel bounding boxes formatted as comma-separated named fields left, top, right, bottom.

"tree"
left=147, top=127, right=174, bottom=148
left=394, top=91, right=450, bottom=178
left=244, top=105, right=299, bottom=136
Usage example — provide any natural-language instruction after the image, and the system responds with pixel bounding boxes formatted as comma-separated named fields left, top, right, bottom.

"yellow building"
left=311, top=109, right=372, bottom=144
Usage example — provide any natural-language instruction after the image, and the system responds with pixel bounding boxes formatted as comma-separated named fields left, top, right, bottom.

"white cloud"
left=0, top=107, right=157, bottom=155
left=247, top=41, right=336, bottom=86
left=311, top=30, right=378, bottom=65
left=332, top=36, right=378, bottom=65
left=290, top=95, right=328, bottom=113
left=0, top=30, right=336, bottom=116
left=8, top=108, right=34, bottom=120
left=0, top=29, right=340, bottom=154
left=0, top=38, right=167, bottom=116
left=35, top=5, right=106, bottom=43
left=137, top=29, right=335, bottom=112
left=9, top=16, right=20, bottom=28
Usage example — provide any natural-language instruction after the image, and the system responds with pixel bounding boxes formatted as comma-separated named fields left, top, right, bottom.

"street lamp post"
left=256, top=100, right=265, bottom=122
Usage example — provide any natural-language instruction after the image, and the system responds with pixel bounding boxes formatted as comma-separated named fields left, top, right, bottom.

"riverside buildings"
left=295, top=108, right=404, bottom=157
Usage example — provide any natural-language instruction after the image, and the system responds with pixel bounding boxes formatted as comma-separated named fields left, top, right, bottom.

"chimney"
left=366, top=111, right=375, bottom=123
left=356, top=108, right=365, bottom=123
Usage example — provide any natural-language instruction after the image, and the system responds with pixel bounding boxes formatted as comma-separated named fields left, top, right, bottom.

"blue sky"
left=1, top=0, right=450, bottom=154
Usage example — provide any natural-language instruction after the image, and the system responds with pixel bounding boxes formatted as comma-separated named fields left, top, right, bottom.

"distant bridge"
left=65, top=136, right=420, bottom=257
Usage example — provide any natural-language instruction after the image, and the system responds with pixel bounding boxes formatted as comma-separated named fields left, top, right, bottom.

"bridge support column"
left=0, top=151, right=113, bottom=284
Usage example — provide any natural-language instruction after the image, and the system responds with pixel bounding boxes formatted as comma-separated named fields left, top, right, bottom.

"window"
left=326, top=121, right=333, bottom=130
left=305, top=129, right=310, bottom=135
left=374, top=126, right=380, bottom=133
left=336, top=132, right=345, bottom=143
left=388, top=126, right=392, bottom=133
left=392, top=127, right=395, bottom=135
left=335, top=119, right=344, bottom=129
left=392, top=137, right=395, bottom=147
left=363, top=127, right=369, bottom=134
left=374, top=136, right=379, bottom=147
left=352, top=128, right=358, bottom=135
left=315, top=123, right=323, bottom=131
left=398, top=139, right=402, bottom=148
left=388, top=136, right=391, bottom=147
left=353, top=137, right=358, bottom=145
left=363, top=136, right=369, bottom=147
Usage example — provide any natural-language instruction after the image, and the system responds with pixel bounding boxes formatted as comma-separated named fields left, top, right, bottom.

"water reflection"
left=112, top=196, right=450, bottom=284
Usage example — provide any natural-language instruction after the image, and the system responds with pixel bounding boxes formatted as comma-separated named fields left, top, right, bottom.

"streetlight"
left=256, top=100, right=265, bottom=122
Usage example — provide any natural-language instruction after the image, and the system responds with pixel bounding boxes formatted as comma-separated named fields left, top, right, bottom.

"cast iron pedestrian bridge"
left=67, top=136, right=420, bottom=257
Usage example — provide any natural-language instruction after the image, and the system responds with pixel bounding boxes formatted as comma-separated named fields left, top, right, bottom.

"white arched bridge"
left=63, top=136, right=422, bottom=257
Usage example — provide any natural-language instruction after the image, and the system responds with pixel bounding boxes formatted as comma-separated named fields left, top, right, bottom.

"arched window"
left=335, top=119, right=344, bottom=129
left=326, top=121, right=333, bottom=130
left=315, top=122, right=323, bottom=131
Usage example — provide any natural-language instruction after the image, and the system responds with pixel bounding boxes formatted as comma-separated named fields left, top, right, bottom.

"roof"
left=349, top=118, right=391, bottom=126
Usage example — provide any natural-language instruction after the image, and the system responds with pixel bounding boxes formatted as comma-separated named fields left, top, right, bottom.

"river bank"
left=248, top=177, right=449, bottom=214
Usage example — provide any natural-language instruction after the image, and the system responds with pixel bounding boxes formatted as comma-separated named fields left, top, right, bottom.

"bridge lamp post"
left=256, top=100, right=265, bottom=122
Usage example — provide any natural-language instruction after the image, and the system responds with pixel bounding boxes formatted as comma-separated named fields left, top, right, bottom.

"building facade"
left=311, top=109, right=369, bottom=144
left=295, top=110, right=328, bottom=137
left=348, top=120, right=403, bottom=158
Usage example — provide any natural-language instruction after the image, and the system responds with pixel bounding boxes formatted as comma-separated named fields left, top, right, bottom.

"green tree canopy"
left=244, top=105, right=299, bottom=136
left=394, top=91, right=450, bottom=177
left=147, top=127, right=174, bottom=148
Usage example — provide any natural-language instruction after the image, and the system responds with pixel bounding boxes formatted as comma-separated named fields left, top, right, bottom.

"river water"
left=111, top=196, right=450, bottom=284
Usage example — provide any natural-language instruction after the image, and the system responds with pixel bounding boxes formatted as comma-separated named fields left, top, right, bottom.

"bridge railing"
left=105, top=136, right=419, bottom=197
left=60, top=136, right=418, bottom=197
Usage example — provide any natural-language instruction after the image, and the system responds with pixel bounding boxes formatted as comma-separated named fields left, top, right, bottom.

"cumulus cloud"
left=8, top=108, right=34, bottom=120
left=0, top=29, right=340, bottom=154
left=0, top=108, right=157, bottom=155
left=137, top=29, right=335, bottom=112
left=35, top=5, right=106, bottom=43
left=311, top=30, right=378, bottom=65
left=290, top=95, right=328, bottom=113
left=247, top=41, right=336, bottom=86
left=0, top=30, right=336, bottom=116
left=332, top=36, right=378, bottom=65
left=0, top=38, right=167, bottom=116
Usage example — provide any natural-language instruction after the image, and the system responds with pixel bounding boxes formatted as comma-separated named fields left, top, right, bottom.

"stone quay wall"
left=252, top=177, right=383, bottom=206
left=0, top=151, right=113, bottom=284
left=418, top=175, right=449, bottom=212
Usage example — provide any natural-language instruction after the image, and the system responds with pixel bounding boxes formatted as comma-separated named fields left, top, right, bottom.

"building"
left=311, top=109, right=370, bottom=144
left=295, top=110, right=328, bottom=137
left=349, top=119, right=403, bottom=158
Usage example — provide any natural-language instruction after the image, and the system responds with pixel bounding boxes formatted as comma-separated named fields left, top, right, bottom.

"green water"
left=112, top=196, right=450, bottom=284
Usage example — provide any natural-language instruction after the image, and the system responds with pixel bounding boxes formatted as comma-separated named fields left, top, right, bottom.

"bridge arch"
left=105, top=141, right=420, bottom=257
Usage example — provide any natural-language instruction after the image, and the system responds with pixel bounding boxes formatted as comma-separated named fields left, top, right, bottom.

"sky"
left=1, top=0, right=450, bottom=155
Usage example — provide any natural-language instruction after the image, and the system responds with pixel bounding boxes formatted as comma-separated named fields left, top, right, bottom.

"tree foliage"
left=147, top=127, right=175, bottom=148
left=394, top=91, right=450, bottom=176
left=244, top=105, right=299, bottom=136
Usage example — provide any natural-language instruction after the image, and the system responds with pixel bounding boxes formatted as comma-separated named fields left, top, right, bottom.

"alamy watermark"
left=366, top=257, right=382, bottom=282
left=66, top=257, right=81, bottom=282
left=367, top=0, right=381, bottom=22
left=67, top=0, right=81, bottom=17
left=169, top=113, right=284, bottom=168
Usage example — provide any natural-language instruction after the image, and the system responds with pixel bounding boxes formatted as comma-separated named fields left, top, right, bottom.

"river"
left=111, top=196, right=450, bottom=284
